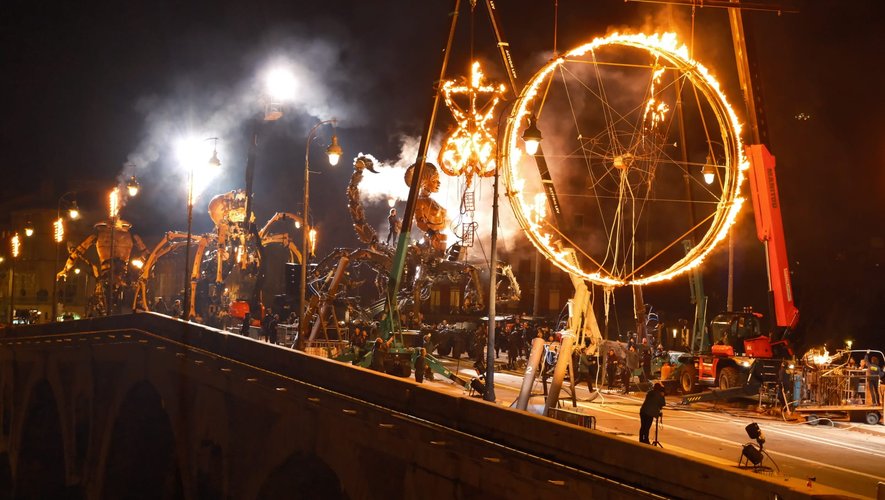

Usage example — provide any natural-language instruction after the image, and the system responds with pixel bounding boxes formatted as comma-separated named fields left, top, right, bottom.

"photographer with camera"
left=639, top=382, right=667, bottom=444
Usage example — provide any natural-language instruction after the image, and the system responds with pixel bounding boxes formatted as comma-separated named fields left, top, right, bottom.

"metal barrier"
left=304, top=340, right=349, bottom=359
left=547, top=407, right=596, bottom=429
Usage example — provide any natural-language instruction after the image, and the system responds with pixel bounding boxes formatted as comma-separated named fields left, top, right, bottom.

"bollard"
left=544, top=333, right=575, bottom=414
left=516, top=337, right=546, bottom=410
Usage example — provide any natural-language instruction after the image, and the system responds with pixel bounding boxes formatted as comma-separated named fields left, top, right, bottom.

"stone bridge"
left=0, top=314, right=848, bottom=499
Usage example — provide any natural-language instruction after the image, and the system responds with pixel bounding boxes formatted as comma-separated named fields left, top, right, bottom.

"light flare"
left=176, top=137, right=223, bottom=204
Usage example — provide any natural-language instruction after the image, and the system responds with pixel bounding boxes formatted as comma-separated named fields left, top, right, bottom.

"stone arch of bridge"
left=14, top=379, right=70, bottom=498
left=99, top=380, right=183, bottom=499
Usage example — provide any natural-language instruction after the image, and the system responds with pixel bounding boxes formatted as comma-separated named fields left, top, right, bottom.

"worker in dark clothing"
left=639, top=382, right=667, bottom=444
left=624, top=345, right=639, bottom=393
left=573, top=346, right=595, bottom=392
left=386, top=208, right=401, bottom=245
left=414, top=348, right=426, bottom=383
left=239, top=312, right=251, bottom=337
left=864, top=352, right=881, bottom=405
left=606, top=348, right=619, bottom=390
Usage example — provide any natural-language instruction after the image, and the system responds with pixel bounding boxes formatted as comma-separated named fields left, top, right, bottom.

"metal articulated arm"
left=57, top=234, right=97, bottom=280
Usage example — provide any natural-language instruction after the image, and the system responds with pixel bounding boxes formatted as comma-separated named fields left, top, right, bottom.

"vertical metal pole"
left=727, top=234, right=734, bottom=311
left=52, top=211, right=60, bottom=322
left=108, top=218, right=115, bottom=316
left=300, top=120, right=335, bottom=340
left=8, top=258, right=15, bottom=324
left=301, top=132, right=312, bottom=338
left=532, top=251, right=541, bottom=317
left=383, top=0, right=461, bottom=338
left=183, top=166, right=194, bottom=320
left=728, top=0, right=764, bottom=316
left=485, top=158, right=500, bottom=402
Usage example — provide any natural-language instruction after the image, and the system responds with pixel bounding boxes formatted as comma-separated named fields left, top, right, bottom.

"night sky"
left=2, top=1, right=884, bottom=349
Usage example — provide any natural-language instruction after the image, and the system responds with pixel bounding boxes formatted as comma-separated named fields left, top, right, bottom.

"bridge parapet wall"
left=0, top=314, right=856, bottom=499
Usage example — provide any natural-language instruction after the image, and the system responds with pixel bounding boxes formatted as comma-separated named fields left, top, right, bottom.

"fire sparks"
left=11, top=233, right=21, bottom=258
left=308, top=228, right=317, bottom=256
left=109, top=188, right=120, bottom=219
left=54, top=217, right=64, bottom=243
left=437, top=61, right=506, bottom=184
left=643, top=65, right=669, bottom=130
left=501, top=32, right=747, bottom=287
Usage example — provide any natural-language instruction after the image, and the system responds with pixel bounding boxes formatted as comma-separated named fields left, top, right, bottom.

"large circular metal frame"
left=501, top=32, right=747, bottom=287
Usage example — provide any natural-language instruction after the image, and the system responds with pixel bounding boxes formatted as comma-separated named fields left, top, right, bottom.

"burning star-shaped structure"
left=437, top=61, right=506, bottom=186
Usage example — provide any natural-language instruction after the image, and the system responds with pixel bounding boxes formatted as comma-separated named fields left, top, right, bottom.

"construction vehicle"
left=676, top=144, right=799, bottom=402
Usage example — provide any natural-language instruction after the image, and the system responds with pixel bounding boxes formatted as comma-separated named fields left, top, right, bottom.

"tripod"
left=652, top=415, right=663, bottom=448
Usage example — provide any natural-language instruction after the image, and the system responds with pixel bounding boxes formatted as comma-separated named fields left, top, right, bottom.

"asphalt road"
left=431, top=357, right=885, bottom=498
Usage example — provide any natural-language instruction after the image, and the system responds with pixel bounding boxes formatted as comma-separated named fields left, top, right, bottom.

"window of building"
left=449, top=289, right=460, bottom=309
left=430, top=290, right=441, bottom=311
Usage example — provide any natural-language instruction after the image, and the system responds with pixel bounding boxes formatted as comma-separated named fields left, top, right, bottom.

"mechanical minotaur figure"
left=386, top=208, right=401, bottom=245
left=406, top=162, right=448, bottom=252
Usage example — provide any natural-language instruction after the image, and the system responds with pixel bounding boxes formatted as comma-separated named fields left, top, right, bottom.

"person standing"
left=414, top=348, right=427, bottom=383
left=639, top=382, right=667, bottom=444
left=239, top=312, right=251, bottom=337
left=624, top=345, right=640, bottom=393
left=605, top=348, right=619, bottom=390
left=640, top=344, right=653, bottom=383
left=573, top=346, right=595, bottom=394
left=268, top=314, right=280, bottom=345
left=864, top=352, right=881, bottom=406
left=386, top=208, right=401, bottom=246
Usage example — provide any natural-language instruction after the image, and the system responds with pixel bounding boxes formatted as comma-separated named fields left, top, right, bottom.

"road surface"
left=430, top=357, right=885, bottom=498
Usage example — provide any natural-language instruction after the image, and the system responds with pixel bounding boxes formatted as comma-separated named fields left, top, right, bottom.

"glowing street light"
left=300, top=119, right=342, bottom=337
left=54, top=192, right=80, bottom=320
left=181, top=137, right=222, bottom=321
left=702, top=155, right=717, bottom=185
left=522, top=116, right=542, bottom=155
left=9, top=233, right=21, bottom=324
left=106, top=179, right=139, bottom=316
left=23, top=221, right=34, bottom=238
left=326, top=134, right=343, bottom=166
left=264, top=67, right=297, bottom=121
left=68, top=201, right=80, bottom=220
left=126, top=176, right=140, bottom=197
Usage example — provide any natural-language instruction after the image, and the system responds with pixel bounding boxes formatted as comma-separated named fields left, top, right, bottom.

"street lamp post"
left=300, top=120, right=342, bottom=339
left=106, top=178, right=139, bottom=317
left=108, top=188, right=119, bottom=316
left=182, top=139, right=221, bottom=321
left=53, top=192, right=79, bottom=321
left=8, top=234, right=21, bottom=324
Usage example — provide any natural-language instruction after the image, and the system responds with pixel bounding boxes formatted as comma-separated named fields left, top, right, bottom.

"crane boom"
left=746, top=144, right=799, bottom=334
